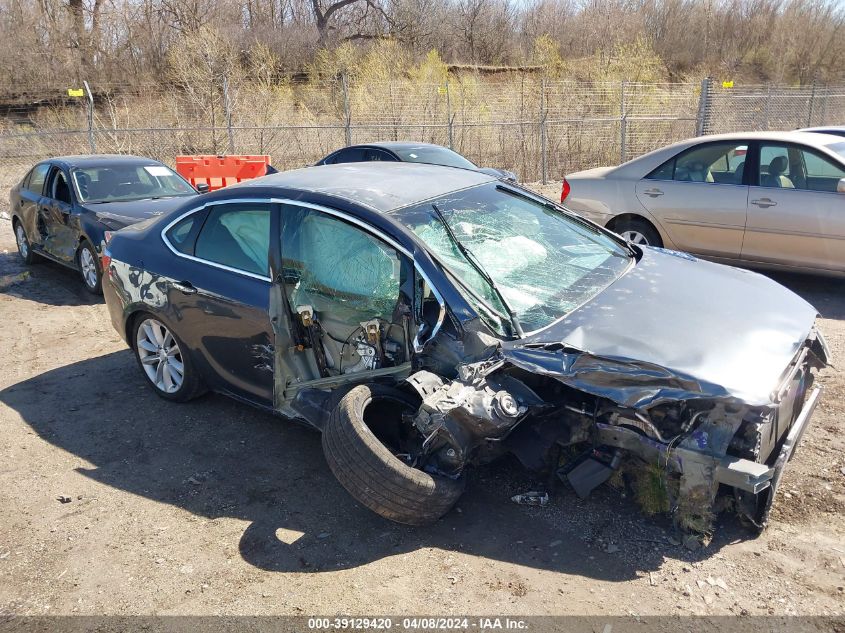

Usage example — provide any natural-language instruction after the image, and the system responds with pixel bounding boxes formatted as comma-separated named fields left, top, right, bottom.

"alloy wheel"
left=621, top=230, right=649, bottom=245
left=79, top=246, right=98, bottom=289
left=15, top=224, right=29, bottom=259
left=136, top=318, right=185, bottom=394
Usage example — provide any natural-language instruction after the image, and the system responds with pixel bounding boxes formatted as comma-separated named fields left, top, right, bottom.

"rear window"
left=165, top=211, right=207, bottom=255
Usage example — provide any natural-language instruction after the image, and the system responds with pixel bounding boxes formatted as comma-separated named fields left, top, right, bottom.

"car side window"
left=194, top=204, right=271, bottom=277
left=364, top=149, right=398, bottom=162
left=758, top=144, right=794, bottom=189
left=25, top=164, right=50, bottom=195
left=798, top=147, right=845, bottom=192
left=165, top=210, right=208, bottom=256
left=648, top=142, right=748, bottom=184
left=331, top=148, right=366, bottom=164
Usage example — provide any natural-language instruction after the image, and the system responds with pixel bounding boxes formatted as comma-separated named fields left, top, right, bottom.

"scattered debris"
left=316, top=532, right=330, bottom=539
left=511, top=491, right=549, bottom=506
left=57, top=495, right=72, bottom=504
left=549, top=540, right=562, bottom=548
left=605, top=544, right=619, bottom=554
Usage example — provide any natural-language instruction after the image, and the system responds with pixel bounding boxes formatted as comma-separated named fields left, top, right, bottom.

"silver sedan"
left=562, top=131, right=845, bottom=276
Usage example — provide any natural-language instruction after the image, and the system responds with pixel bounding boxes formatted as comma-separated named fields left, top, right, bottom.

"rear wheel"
left=133, top=315, right=205, bottom=402
left=14, top=221, right=38, bottom=265
left=322, top=384, right=464, bottom=525
left=613, top=218, right=662, bottom=247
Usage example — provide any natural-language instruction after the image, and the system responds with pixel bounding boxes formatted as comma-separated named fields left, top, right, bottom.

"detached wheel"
left=14, top=220, right=38, bottom=265
left=77, top=239, right=102, bottom=294
left=614, top=218, right=662, bottom=247
left=133, top=315, right=205, bottom=402
left=322, top=384, right=464, bottom=525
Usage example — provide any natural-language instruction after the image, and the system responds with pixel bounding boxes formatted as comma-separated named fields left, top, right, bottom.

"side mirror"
left=838, top=178, right=845, bottom=193
left=195, top=183, right=210, bottom=194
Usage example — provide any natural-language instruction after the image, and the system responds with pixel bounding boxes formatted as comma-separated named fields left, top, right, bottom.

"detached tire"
left=322, top=384, right=464, bottom=525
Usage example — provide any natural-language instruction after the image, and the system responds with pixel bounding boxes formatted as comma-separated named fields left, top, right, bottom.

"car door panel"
left=162, top=202, right=276, bottom=405
left=742, top=142, right=845, bottom=272
left=635, top=181, right=748, bottom=257
left=39, top=167, right=78, bottom=263
left=743, top=188, right=845, bottom=272
left=635, top=141, right=750, bottom=258
left=165, top=260, right=275, bottom=404
left=15, top=164, right=49, bottom=245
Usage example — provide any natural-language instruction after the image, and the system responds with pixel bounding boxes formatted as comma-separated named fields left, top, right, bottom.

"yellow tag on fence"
left=722, top=80, right=734, bottom=89
left=67, top=88, right=84, bottom=97
left=437, top=86, right=447, bottom=96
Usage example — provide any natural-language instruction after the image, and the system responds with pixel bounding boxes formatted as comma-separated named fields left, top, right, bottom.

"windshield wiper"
left=431, top=203, right=524, bottom=338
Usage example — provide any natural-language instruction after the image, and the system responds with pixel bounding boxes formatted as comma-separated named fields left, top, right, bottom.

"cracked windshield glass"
left=390, top=184, right=632, bottom=335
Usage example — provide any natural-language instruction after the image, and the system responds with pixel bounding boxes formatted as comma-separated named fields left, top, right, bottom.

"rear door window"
left=194, top=204, right=271, bottom=277
left=25, top=164, right=50, bottom=195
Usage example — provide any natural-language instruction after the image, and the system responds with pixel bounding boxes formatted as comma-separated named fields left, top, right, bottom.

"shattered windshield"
left=389, top=184, right=632, bottom=335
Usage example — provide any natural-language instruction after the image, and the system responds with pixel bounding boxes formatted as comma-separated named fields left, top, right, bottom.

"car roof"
left=46, top=154, right=166, bottom=169
left=229, top=162, right=495, bottom=212
left=342, top=141, right=451, bottom=152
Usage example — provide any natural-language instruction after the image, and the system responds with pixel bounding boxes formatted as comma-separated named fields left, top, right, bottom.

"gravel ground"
left=0, top=212, right=843, bottom=618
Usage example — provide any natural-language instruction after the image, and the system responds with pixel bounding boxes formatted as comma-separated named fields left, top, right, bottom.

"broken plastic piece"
left=510, top=491, right=549, bottom=506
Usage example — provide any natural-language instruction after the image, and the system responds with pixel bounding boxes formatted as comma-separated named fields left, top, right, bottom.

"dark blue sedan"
left=9, top=154, right=199, bottom=293
left=99, top=162, right=827, bottom=536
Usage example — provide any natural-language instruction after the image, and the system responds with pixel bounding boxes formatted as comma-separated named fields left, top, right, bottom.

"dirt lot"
left=0, top=212, right=843, bottom=619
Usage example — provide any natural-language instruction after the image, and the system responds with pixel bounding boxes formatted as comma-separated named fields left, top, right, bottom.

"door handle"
left=751, top=198, right=777, bottom=208
left=172, top=281, right=197, bottom=295
left=643, top=188, right=664, bottom=197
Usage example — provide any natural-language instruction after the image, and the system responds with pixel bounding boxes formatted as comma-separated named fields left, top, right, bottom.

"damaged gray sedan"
left=102, top=163, right=828, bottom=539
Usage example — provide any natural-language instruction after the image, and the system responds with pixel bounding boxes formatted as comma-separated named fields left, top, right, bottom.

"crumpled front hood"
left=89, top=196, right=194, bottom=228
left=504, top=247, right=820, bottom=409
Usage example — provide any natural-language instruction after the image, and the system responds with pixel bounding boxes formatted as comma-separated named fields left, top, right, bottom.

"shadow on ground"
left=0, top=250, right=101, bottom=307
left=764, top=271, right=845, bottom=321
left=0, top=351, right=750, bottom=580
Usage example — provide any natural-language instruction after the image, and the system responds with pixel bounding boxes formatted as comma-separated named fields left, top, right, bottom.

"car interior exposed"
left=280, top=205, right=412, bottom=379
left=51, top=170, right=72, bottom=204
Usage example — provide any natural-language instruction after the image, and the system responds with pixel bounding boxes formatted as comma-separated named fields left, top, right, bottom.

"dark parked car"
left=102, top=162, right=827, bottom=539
left=10, top=155, right=200, bottom=293
left=797, top=125, right=845, bottom=138
left=314, top=141, right=518, bottom=181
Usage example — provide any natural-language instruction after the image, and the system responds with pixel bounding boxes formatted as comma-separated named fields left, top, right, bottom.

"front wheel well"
left=605, top=214, right=663, bottom=247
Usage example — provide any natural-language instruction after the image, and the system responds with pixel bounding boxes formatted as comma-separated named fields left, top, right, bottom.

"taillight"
left=561, top=178, right=571, bottom=202
left=101, top=231, right=114, bottom=273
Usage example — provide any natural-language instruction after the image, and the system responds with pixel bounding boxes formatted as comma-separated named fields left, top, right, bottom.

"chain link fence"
left=1, top=76, right=844, bottom=201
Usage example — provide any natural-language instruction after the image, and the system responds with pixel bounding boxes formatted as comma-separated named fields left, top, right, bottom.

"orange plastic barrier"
left=175, top=155, right=272, bottom=192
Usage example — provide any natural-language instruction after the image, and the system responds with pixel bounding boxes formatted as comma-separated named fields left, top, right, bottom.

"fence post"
left=222, top=75, right=235, bottom=154
left=83, top=80, right=96, bottom=153
left=445, top=80, right=454, bottom=150
left=341, top=73, right=352, bottom=146
left=762, top=83, right=772, bottom=129
left=540, top=77, right=547, bottom=184
left=619, top=80, right=627, bottom=163
left=807, top=79, right=817, bottom=127
left=695, top=77, right=711, bottom=136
